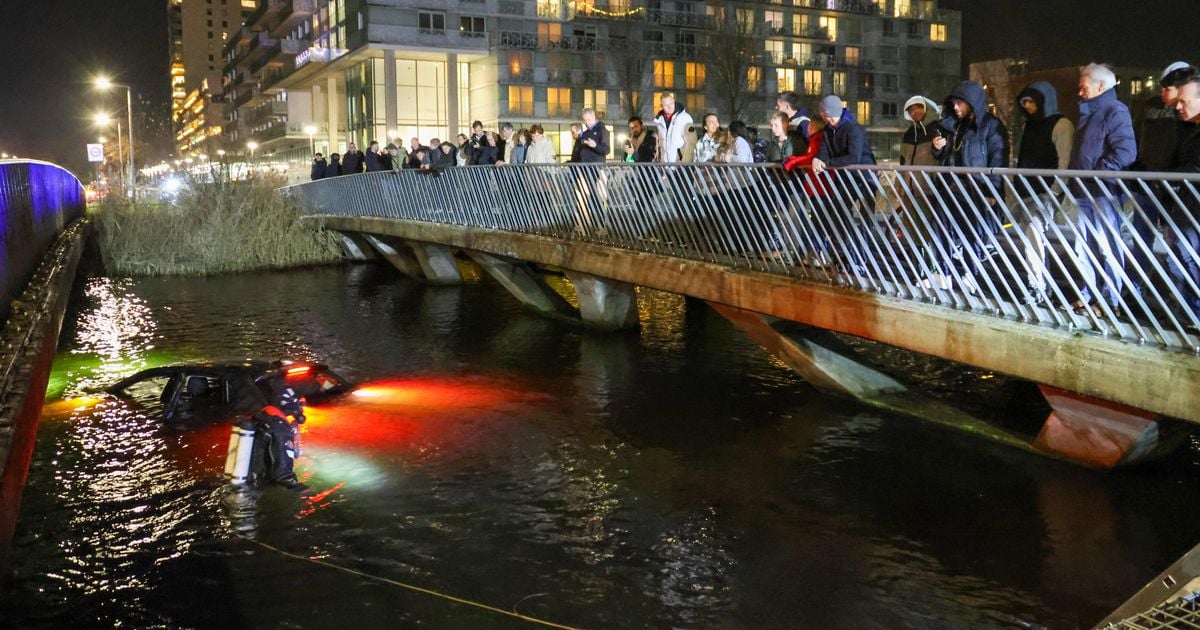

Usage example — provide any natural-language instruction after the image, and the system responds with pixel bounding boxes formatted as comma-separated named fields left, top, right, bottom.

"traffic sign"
left=86, top=144, right=104, bottom=162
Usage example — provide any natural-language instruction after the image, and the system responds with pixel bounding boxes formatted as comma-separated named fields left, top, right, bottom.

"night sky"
left=0, top=0, right=1194, bottom=174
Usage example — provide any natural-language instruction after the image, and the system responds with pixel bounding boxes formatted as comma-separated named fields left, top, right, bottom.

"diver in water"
left=230, top=376, right=307, bottom=490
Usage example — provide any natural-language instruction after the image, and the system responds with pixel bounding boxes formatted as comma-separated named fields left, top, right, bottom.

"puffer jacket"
left=934, top=80, right=1010, bottom=192
left=900, top=95, right=941, bottom=166
left=1069, top=87, right=1136, bottom=191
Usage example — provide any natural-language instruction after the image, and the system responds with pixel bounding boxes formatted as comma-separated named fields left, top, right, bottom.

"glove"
left=783, top=156, right=807, bottom=172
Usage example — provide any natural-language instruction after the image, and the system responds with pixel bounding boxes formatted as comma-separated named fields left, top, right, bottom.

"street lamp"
left=247, top=141, right=259, bottom=170
left=304, top=125, right=318, bottom=154
left=94, top=75, right=135, bottom=192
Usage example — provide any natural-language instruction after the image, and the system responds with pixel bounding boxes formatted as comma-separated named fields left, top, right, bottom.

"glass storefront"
left=345, top=57, right=472, bottom=148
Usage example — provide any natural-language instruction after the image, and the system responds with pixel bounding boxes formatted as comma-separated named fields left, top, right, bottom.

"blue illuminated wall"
left=0, top=160, right=85, bottom=324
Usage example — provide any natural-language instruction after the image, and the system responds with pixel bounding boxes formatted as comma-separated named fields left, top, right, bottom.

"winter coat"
left=432, top=144, right=458, bottom=172
left=379, top=152, right=394, bottom=171
left=694, top=134, right=720, bottom=164
left=1172, top=121, right=1200, bottom=215
left=783, top=130, right=828, bottom=197
left=323, top=157, right=341, bottom=178
left=766, top=134, right=798, bottom=163
left=578, top=121, right=609, bottom=164
left=817, top=110, right=876, bottom=167
left=900, top=95, right=941, bottom=167
left=406, top=147, right=430, bottom=169
left=652, top=107, right=694, bottom=163
left=342, top=150, right=365, bottom=174
left=476, top=145, right=499, bottom=165
left=934, top=81, right=1009, bottom=192
left=468, top=133, right=488, bottom=165
left=365, top=150, right=383, bottom=172
left=1136, top=97, right=1184, bottom=172
left=512, top=143, right=527, bottom=164
left=310, top=158, right=326, bottom=181
left=1016, top=81, right=1074, bottom=171
left=628, top=130, right=658, bottom=163
left=526, top=137, right=557, bottom=164
left=1069, top=87, right=1136, bottom=190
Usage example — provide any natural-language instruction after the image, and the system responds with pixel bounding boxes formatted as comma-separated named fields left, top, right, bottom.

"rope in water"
left=242, top=536, right=579, bottom=629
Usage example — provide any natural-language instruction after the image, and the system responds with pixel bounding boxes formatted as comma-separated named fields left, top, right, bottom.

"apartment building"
left=169, top=0, right=259, bottom=155
left=217, top=0, right=961, bottom=177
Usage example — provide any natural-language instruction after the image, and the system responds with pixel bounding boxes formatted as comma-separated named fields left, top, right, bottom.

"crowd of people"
left=307, top=61, right=1200, bottom=319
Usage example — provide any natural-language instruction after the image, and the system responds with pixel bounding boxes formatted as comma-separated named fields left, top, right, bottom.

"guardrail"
left=287, top=163, right=1200, bottom=353
left=0, top=159, right=86, bottom=325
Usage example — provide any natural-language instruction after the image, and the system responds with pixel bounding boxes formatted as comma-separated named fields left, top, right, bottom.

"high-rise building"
left=219, top=0, right=961, bottom=179
left=169, top=0, right=259, bottom=154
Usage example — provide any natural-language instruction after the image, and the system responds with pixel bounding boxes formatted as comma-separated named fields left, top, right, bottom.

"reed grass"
left=94, top=174, right=342, bottom=276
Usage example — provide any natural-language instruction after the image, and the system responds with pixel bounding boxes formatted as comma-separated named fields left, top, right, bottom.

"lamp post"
left=94, top=113, right=124, bottom=185
left=304, top=125, right=318, bottom=155
left=247, top=141, right=259, bottom=176
left=95, top=76, right=135, bottom=193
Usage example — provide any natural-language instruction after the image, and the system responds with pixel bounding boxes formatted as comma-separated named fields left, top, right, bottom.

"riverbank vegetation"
left=94, top=175, right=342, bottom=276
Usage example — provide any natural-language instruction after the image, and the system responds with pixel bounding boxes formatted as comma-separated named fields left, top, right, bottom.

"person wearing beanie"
left=812, top=94, right=874, bottom=176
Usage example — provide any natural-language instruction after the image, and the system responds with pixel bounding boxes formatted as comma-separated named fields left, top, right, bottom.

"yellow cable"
left=242, top=537, right=580, bottom=630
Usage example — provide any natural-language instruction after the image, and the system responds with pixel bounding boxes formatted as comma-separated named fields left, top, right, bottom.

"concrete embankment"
left=0, top=160, right=86, bottom=583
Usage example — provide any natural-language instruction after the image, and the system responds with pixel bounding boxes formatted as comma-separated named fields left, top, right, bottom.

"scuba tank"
left=223, top=417, right=257, bottom=486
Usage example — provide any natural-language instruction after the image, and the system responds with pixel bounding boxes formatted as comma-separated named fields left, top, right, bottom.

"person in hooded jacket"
left=1014, top=81, right=1075, bottom=302
left=1168, top=71, right=1200, bottom=320
left=1068, top=63, right=1137, bottom=313
left=310, top=153, right=326, bottom=181
left=900, top=95, right=941, bottom=167
left=931, top=80, right=1010, bottom=289
left=323, top=153, right=342, bottom=178
left=342, top=143, right=365, bottom=174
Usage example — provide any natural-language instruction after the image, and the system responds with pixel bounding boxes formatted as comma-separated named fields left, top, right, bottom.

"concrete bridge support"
left=564, top=271, right=640, bottom=331
left=466, top=251, right=576, bottom=318
left=1034, top=386, right=1168, bottom=469
left=338, top=232, right=381, bottom=262
left=362, top=236, right=464, bottom=285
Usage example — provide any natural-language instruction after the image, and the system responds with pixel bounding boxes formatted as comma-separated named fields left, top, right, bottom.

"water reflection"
left=5, top=265, right=1200, bottom=629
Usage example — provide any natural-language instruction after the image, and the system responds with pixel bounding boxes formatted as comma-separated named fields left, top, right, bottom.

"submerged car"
left=106, top=359, right=352, bottom=423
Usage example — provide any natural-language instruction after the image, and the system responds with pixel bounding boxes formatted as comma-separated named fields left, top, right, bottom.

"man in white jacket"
left=652, top=92, right=693, bottom=163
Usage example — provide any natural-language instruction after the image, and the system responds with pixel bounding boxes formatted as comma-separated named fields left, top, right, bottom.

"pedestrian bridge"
left=286, top=162, right=1200, bottom=470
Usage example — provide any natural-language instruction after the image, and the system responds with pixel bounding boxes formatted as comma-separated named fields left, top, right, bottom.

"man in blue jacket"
left=931, top=80, right=1009, bottom=289
left=1068, top=63, right=1137, bottom=313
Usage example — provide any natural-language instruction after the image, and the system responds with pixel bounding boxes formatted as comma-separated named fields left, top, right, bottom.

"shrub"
left=94, top=174, right=342, bottom=276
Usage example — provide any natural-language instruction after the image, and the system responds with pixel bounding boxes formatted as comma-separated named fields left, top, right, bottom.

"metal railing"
left=287, top=163, right=1200, bottom=353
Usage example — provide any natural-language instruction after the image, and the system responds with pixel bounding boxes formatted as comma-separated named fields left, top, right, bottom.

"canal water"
left=3, top=262, right=1200, bottom=629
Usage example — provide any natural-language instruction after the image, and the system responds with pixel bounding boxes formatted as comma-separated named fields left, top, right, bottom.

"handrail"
left=285, top=162, right=1200, bottom=353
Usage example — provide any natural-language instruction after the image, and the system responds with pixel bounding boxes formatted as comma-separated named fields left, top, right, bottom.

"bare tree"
left=609, top=24, right=654, bottom=119
left=705, top=5, right=760, bottom=121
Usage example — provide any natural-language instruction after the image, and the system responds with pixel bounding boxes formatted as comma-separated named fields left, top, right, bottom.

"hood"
left=1016, top=81, right=1059, bottom=120
left=944, top=81, right=988, bottom=123
left=903, top=95, right=941, bottom=123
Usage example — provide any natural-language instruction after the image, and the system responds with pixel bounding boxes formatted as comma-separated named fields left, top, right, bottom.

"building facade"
left=213, top=0, right=960, bottom=178
left=170, top=0, right=259, bottom=155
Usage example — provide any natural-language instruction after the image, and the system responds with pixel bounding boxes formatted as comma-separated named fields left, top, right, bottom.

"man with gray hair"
left=1068, top=63, right=1137, bottom=314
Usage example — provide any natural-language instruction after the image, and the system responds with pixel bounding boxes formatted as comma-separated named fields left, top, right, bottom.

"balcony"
left=494, top=31, right=606, bottom=52
left=574, top=2, right=644, bottom=21
left=647, top=42, right=699, bottom=59
left=366, top=24, right=491, bottom=53
left=645, top=9, right=713, bottom=29
left=272, top=0, right=315, bottom=37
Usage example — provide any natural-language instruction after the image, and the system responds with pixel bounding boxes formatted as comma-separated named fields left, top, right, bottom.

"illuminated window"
left=747, top=66, right=761, bottom=92
left=584, top=88, right=607, bottom=117
left=777, top=68, right=796, bottom=93
left=803, top=69, right=822, bottom=95
left=766, top=39, right=786, bottom=63
left=507, top=51, right=532, bottom=79
left=537, top=22, right=561, bottom=46
left=765, top=10, right=783, bottom=32
left=818, top=15, right=837, bottom=41
left=508, top=85, right=533, bottom=116
left=930, top=23, right=947, bottom=42
left=688, top=94, right=706, bottom=112
left=792, top=12, right=809, bottom=35
left=537, top=0, right=560, bottom=18
left=844, top=47, right=860, bottom=65
left=893, top=0, right=910, bottom=17
left=653, top=60, right=675, bottom=88
left=685, top=63, right=706, bottom=89
left=548, top=87, right=571, bottom=117
left=832, top=71, right=846, bottom=95
left=856, top=101, right=870, bottom=124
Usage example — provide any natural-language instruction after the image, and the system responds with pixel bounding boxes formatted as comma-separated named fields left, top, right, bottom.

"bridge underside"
left=318, top=215, right=1200, bottom=468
